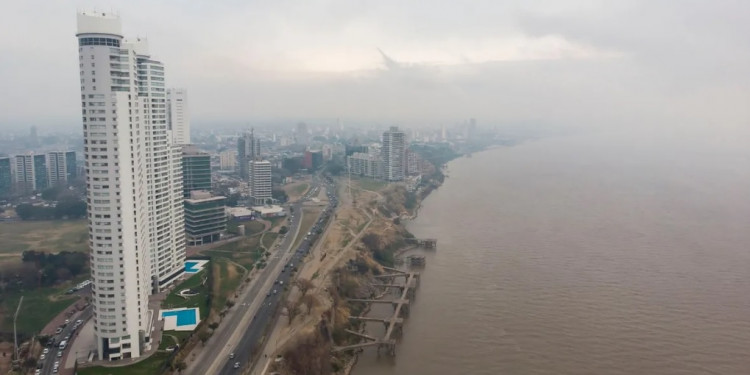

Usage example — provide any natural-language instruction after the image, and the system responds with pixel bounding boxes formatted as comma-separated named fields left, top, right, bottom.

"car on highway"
left=273, top=289, right=278, bottom=294
left=233, top=361, right=240, bottom=369
left=43, top=348, right=49, bottom=354
left=229, top=352, right=234, bottom=359
left=55, top=327, right=63, bottom=334
left=40, top=354, right=46, bottom=360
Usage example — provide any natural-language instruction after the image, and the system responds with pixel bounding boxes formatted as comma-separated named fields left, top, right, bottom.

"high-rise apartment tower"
left=76, top=11, right=184, bottom=361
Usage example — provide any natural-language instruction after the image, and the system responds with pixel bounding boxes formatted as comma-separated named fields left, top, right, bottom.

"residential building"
left=0, top=157, right=11, bottom=197
left=76, top=12, right=184, bottom=361
left=47, top=151, right=77, bottom=186
left=405, top=148, right=421, bottom=176
left=248, top=160, right=272, bottom=205
left=348, top=152, right=382, bottom=179
left=382, top=126, right=406, bottom=181
left=182, top=145, right=211, bottom=197
left=237, top=129, right=260, bottom=179
left=184, top=190, right=226, bottom=246
left=167, top=88, right=190, bottom=145
left=13, top=154, right=47, bottom=193
left=219, top=150, right=237, bottom=170
left=133, top=37, right=185, bottom=295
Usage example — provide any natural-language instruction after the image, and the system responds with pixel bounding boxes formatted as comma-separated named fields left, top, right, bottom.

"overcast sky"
left=1, top=0, right=749, bottom=132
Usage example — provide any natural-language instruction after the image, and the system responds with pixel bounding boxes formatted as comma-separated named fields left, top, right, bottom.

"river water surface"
left=352, top=130, right=750, bottom=375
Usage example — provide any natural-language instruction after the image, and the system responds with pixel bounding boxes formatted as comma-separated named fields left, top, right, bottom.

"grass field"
left=202, top=235, right=265, bottom=271
left=243, top=220, right=266, bottom=236
left=0, top=220, right=88, bottom=254
left=211, top=258, right=244, bottom=313
left=292, top=207, right=322, bottom=250
left=1, top=284, right=81, bottom=335
left=162, top=271, right=210, bottom=320
left=352, top=177, right=388, bottom=192
left=261, top=232, right=278, bottom=249
left=291, top=183, right=309, bottom=196
left=78, top=352, right=170, bottom=375
left=283, top=182, right=309, bottom=202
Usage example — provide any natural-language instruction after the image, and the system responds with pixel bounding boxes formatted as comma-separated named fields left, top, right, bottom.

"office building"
left=248, top=160, right=272, bottom=205
left=182, top=145, right=211, bottom=197
left=184, top=190, right=226, bottom=246
left=0, top=157, right=11, bottom=197
left=381, top=126, right=406, bottom=181
left=237, top=129, right=260, bottom=179
left=167, top=88, right=190, bottom=145
left=76, top=11, right=184, bottom=361
left=303, top=150, right=324, bottom=170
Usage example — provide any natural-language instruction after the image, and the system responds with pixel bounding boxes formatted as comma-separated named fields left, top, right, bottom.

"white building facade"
left=76, top=11, right=184, bottom=361
left=248, top=160, right=272, bottom=205
left=381, top=126, right=406, bottom=181
left=167, top=88, right=190, bottom=145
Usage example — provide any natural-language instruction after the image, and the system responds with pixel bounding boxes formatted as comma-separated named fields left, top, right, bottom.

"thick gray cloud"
left=0, top=0, right=748, bottom=131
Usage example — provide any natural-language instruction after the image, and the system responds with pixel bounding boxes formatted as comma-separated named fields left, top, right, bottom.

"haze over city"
left=1, top=1, right=750, bottom=375
left=2, top=0, right=750, bottom=132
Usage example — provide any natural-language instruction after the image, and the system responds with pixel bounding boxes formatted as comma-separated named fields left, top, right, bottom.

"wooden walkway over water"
left=333, top=267, right=419, bottom=356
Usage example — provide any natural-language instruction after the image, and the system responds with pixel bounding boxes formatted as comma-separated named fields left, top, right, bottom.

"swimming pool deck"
left=185, top=259, right=209, bottom=274
left=160, top=307, right=201, bottom=331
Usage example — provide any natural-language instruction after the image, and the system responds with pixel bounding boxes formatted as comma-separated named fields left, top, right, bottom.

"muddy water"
left=352, top=130, right=750, bottom=375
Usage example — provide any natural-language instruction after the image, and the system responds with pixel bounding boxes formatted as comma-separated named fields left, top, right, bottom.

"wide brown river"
left=353, top=130, right=750, bottom=375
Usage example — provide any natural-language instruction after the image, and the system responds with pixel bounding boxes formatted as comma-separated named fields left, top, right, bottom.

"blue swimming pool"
left=162, top=309, right=197, bottom=326
left=185, top=261, right=200, bottom=273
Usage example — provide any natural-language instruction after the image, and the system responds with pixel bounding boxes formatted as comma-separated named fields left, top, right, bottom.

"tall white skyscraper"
left=167, top=88, right=190, bottom=145
left=248, top=160, right=272, bottom=205
left=382, top=126, right=406, bottom=181
left=76, top=11, right=184, bottom=361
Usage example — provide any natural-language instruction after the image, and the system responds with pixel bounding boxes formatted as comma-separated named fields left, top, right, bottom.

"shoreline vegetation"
left=273, top=142, right=499, bottom=375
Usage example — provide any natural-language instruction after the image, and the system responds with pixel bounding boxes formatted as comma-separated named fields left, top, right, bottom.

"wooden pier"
left=333, top=267, right=419, bottom=356
left=405, top=238, right=437, bottom=248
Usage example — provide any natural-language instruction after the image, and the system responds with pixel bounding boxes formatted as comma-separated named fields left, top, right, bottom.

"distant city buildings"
left=0, top=157, right=11, bottom=197
left=237, top=129, right=260, bottom=179
left=295, top=122, right=309, bottom=145
left=6, top=151, right=77, bottom=194
left=46, top=151, right=77, bottom=187
left=167, top=88, right=190, bottom=145
left=219, top=150, right=237, bottom=171
left=382, top=126, right=406, bottom=181
left=303, top=150, right=324, bottom=170
left=248, top=160, right=272, bottom=205
left=405, top=148, right=421, bottom=176
left=348, top=152, right=382, bottom=179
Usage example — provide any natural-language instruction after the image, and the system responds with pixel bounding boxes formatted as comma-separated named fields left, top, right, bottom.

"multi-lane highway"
left=189, top=177, right=338, bottom=375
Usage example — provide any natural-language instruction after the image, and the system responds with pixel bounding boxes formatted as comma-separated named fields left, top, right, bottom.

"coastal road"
left=217, top=178, right=338, bottom=375
left=39, top=306, right=92, bottom=375
left=189, top=178, right=336, bottom=375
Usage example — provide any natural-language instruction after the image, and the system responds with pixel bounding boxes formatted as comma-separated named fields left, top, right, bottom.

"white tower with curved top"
left=76, top=11, right=185, bottom=361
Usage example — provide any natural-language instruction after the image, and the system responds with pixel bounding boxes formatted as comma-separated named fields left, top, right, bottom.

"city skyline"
left=2, top=1, right=749, bottom=134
